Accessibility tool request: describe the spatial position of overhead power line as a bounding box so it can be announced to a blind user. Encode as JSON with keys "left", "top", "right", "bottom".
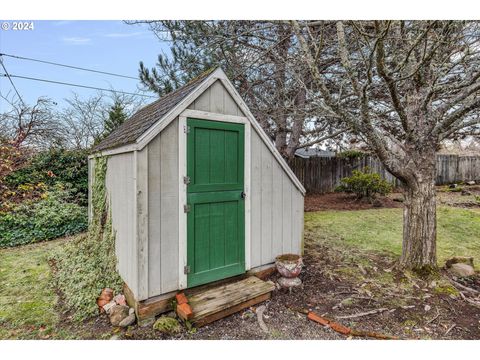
{"left": 0, "top": 57, "right": 26, "bottom": 106}
{"left": 0, "top": 73, "right": 157, "bottom": 98}
{"left": 0, "top": 52, "right": 140, "bottom": 80}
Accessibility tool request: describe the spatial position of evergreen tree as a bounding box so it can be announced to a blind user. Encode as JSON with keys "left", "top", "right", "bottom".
{"left": 103, "top": 100, "right": 128, "bottom": 137}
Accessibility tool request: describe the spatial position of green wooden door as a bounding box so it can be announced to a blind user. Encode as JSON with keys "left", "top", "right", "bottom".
{"left": 186, "top": 118, "right": 245, "bottom": 288}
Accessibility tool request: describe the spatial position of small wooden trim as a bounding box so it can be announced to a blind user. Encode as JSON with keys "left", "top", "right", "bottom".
{"left": 132, "top": 150, "right": 139, "bottom": 298}
{"left": 136, "top": 147, "right": 149, "bottom": 300}
{"left": 88, "top": 143, "right": 137, "bottom": 158}
{"left": 244, "top": 123, "right": 252, "bottom": 270}
{"left": 178, "top": 116, "right": 188, "bottom": 290}
{"left": 180, "top": 109, "right": 248, "bottom": 124}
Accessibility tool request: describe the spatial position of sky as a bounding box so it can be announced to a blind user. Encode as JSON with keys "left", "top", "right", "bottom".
{"left": 0, "top": 20, "right": 168, "bottom": 111}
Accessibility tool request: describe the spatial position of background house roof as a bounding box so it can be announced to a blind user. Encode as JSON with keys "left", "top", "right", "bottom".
{"left": 295, "top": 148, "right": 336, "bottom": 158}
{"left": 93, "top": 69, "right": 215, "bottom": 152}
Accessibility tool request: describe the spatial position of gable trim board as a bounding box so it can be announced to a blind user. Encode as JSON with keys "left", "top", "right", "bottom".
{"left": 90, "top": 68, "right": 305, "bottom": 195}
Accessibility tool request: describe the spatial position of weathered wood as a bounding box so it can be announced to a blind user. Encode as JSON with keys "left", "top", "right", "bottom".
{"left": 247, "top": 263, "right": 277, "bottom": 280}
{"left": 194, "top": 293, "right": 271, "bottom": 328}
{"left": 290, "top": 154, "right": 480, "bottom": 193}
{"left": 137, "top": 291, "right": 176, "bottom": 319}
{"left": 188, "top": 277, "right": 275, "bottom": 327}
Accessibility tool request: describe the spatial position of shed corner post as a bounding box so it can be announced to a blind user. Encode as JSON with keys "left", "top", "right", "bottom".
{"left": 136, "top": 147, "right": 149, "bottom": 301}
{"left": 178, "top": 115, "right": 188, "bottom": 290}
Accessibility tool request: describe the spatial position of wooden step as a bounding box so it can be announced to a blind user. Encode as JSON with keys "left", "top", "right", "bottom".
{"left": 183, "top": 276, "right": 275, "bottom": 327}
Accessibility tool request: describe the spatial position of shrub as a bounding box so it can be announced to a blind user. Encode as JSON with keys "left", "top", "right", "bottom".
{"left": 3, "top": 149, "right": 88, "bottom": 206}
{"left": 337, "top": 150, "right": 366, "bottom": 160}
{"left": 0, "top": 184, "right": 88, "bottom": 248}
{"left": 51, "top": 156, "right": 122, "bottom": 321}
{"left": 335, "top": 167, "right": 393, "bottom": 200}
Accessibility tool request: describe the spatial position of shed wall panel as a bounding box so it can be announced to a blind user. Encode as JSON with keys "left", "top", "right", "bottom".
{"left": 159, "top": 119, "right": 179, "bottom": 293}
{"left": 144, "top": 118, "right": 180, "bottom": 298}
{"left": 105, "top": 152, "right": 137, "bottom": 295}
{"left": 188, "top": 80, "right": 244, "bottom": 116}
{"left": 250, "top": 129, "right": 303, "bottom": 267}
{"left": 250, "top": 131, "right": 263, "bottom": 267}
{"left": 147, "top": 133, "right": 162, "bottom": 298}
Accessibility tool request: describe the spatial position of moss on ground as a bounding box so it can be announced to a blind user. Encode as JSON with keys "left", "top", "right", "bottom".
{"left": 153, "top": 317, "right": 182, "bottom": 334}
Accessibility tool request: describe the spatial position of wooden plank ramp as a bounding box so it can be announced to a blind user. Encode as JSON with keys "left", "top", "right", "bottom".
{"left": 180, "top": 276, "right": 275, "bottom": 327}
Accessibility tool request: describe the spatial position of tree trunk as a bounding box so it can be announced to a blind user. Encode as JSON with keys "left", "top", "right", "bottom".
{"left": 400, "top": 171, "right": 437, "bottom": 272}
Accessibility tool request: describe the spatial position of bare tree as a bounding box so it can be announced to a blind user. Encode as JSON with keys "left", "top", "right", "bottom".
{"left": 0, "top": 93, "right": 62, "bottom": 149}
{"left": 60, "top": 91, "right": 145, "bottom": 149}
{"left": 130, "top": 20, "right": 348, "bottom": 159}
{"left": 292, "top": 20, "right": 480, "bottom": 271}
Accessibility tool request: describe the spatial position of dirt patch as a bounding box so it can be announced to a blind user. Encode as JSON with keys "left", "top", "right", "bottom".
{"left": 306, "top": 186, "right": 480, "bottom": 212}
{"left": 305, "top": 192, "right": 403, "bottom": 212}
{"left": 437, "top": 185, "right": 480, "bottom": 209}
{"left": 102, "top": 238, "right": 480, "bottom": 340}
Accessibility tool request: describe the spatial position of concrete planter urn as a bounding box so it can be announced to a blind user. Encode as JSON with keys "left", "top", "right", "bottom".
{"left": 275, "top": 254, "right": 303, "bottom": 289}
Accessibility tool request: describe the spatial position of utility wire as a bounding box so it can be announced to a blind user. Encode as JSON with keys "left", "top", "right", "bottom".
{"left": 0, "top": 52, "right": 139, "bottom": 80}
{"left": 0, "top": 57, "right": 26, "bottom": 106}
{"left": 0, "top": 73, "right": 157, "bottom": 98}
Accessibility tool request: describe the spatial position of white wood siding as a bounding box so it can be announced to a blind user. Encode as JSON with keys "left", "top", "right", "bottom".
{"left": 105, "top": 153, "right": 138, "bottom": 296}
{"left": 250, "top": 129, "right": 304, "bottom": 268}
{"left": 188, "top": 80, "right": 245, "bottom": 116}
{"left": 144, "top": 119, "right": 179, "bottom": 299}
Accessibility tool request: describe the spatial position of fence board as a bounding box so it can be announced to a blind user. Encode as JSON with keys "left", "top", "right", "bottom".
{"left": 290, "top": 154, "right": 480, "bottom": 194}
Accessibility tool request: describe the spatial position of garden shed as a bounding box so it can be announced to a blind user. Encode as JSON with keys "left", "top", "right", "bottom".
{"left": 89, "top": 68, "right": 305, "bottom": 312}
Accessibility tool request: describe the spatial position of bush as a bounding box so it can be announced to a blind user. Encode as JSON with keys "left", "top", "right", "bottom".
{"left": 51, "top": 156, "right": 122, "bottom": 321}
{"left": 337, "top": 150, "right": 366, "bottom": 160}
{"left": 335, "top": 167, "right": 393, "bottom": 200}
{"left": 3, "top": 149, "right": 88, "bottom": 206}
{"left": 0, "top": 184, "right": 88, "bottom": 248}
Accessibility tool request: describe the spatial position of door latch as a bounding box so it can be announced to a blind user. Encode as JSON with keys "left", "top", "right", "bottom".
{"left": 241, "top": 191, "right": 246, "bottom": 199}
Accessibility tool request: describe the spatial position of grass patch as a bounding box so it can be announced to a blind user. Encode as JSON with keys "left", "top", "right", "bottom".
{"left": 305, "top": 206, "right": 480, "bottom": 266}
{"left": 0, "top": 239, "right": 62, "bottom": 339}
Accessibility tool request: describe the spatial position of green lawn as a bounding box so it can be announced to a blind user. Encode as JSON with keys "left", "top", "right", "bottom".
{"left": 0, "top": 239, "right": 61, "bottom": 339}
{"left": 305, "top": 206, "right": 480, "bottom": 266}
{"left": 1, "top": 206, "right": 479, "bottom": 339}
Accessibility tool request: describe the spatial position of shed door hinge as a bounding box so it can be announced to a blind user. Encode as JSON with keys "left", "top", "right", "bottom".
{"left": 183, "top": 176, "right": 190, "bottom": 185}
{"left": 184, "top": 265, "right": 191, "bottom": 274}
{"left": 183, "top": 125, "right": 190, "bottom": 134}
{"left": 184, "top": 204, "right": 191, "bottom": 213}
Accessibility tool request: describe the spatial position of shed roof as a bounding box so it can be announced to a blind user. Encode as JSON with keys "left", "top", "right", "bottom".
{"left": 93, "top": 69, "right": 215, "bottom": 152}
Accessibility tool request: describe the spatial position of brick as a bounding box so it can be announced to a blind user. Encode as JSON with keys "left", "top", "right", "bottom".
{"left": 176, "top": 303, "right": 193, "bottom": 320}
{"left": 307, "top": 312, "right": 330, "bottom": 326}
{"left": 175, "top": 292, "right": 188, "bottom": 305}
{"left": 329, "top": 321, "right": 351, "bottom": 335}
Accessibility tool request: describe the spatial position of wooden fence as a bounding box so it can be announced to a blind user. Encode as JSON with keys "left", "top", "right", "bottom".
{"left": 289, "top": 154, "right": 480, "bottom": 193}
